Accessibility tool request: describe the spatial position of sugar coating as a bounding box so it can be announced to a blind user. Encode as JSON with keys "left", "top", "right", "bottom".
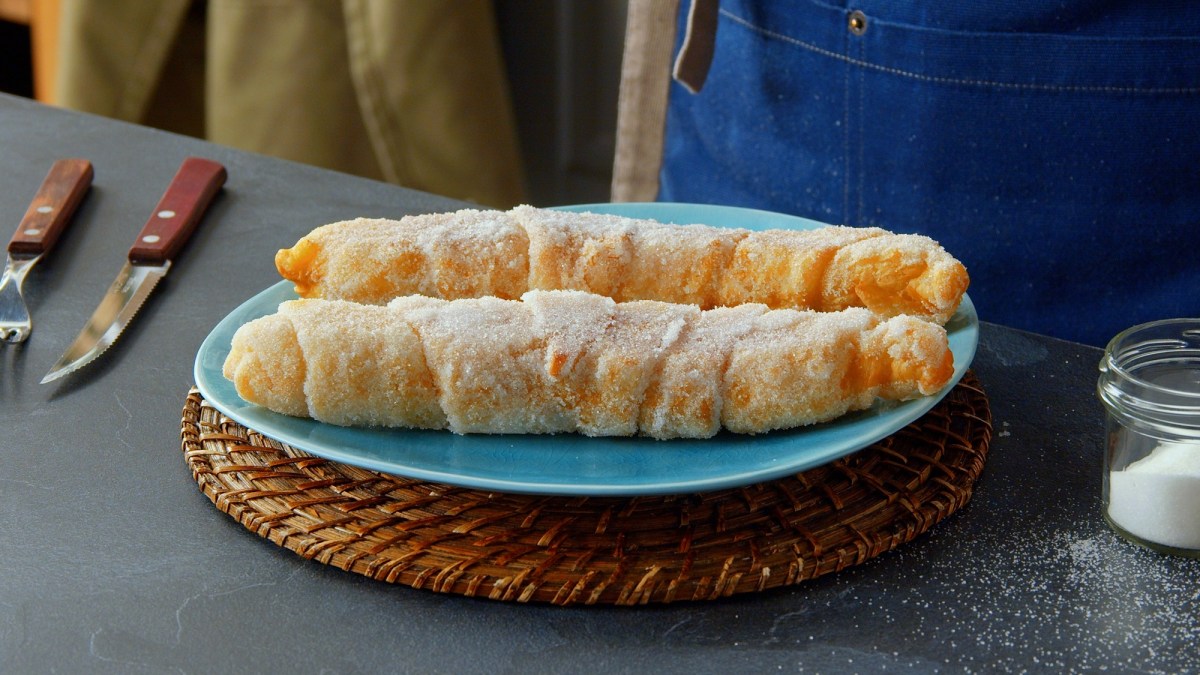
{"left": 522, "top": 289, "right": 615, "bottom": 381}
{"left": 581, "top": 299, "right": 699, "bottom": 436}
{"left": 724, "top": 308, "right": 877, "bottom": 434}
{"left": 514, "top": 205, "right": 638, "bottom": 298}
{"left": 397, "top": 295, "right": 570, "bottom": 434}
{"left": 283, "top": 299, "right": 446, "bottom": 428}
{"left": 275, "top": 206, "right": 969, "bottom": 324}
{"left": 640, "top": 304, "right": 768, "bottom": 439}
{"left": 223, "top": 291, "right": 954, "bottom": 439}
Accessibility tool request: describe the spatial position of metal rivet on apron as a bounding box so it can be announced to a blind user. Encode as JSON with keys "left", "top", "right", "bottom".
{"left": 848, "top": 10, "right": 868, "bottom": 36}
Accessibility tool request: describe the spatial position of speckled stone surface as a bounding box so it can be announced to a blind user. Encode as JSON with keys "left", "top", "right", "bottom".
{"left": 1, "top": 93, "right": 1196, "bottom": 674}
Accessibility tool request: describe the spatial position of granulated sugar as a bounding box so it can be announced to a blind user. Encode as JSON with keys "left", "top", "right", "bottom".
{"left": 1107, "top": 441, "right": 1200, "bottom": 550}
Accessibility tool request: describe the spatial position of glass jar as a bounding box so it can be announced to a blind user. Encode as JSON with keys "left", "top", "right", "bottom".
{"left": 1098, "top": 318, "right": 1200, "bottom": 557}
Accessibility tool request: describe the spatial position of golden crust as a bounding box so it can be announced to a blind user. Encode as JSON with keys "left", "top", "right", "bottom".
{"left": 276, "top": 210, "right": 529, "bottom": 304}
{"left": 275, "top": 206, "right": 968, "bottom": 323}
{"left": 222, "top": 313, "right": 308, "bottom": 418}
{"left": 821, "top": 234, "right": 970, "bottom": 325}
{"left": 718, "top": 226, "right": 886, "bottom": 309}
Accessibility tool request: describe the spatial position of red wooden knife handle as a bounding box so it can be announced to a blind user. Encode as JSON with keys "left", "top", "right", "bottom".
{"left": 127, "top": 157, "right": 227, "bottom": 265}
{"left": 8, "top": 158, "right": 94, "bottom": 256}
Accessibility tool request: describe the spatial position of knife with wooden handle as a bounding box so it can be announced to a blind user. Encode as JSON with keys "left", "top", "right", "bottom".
{"left": 41, "top": 157, "right": 227, "bottom": 383}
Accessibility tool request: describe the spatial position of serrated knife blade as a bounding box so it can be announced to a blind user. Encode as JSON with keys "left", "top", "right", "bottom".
{"left": 41, "top": 157, "right": 226, "bottom": 384}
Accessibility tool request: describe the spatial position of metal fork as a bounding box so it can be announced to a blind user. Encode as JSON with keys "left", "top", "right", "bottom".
{"left": 0, "top": 159, "right": 93, "bottom": 343}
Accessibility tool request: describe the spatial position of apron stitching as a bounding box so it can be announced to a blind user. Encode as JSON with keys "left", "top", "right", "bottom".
{"left": 857, "top": 46, "right": 865, "bottom": 227}
{"left": 721, "top": 9, "right": 1200, "bottom": 94}
{"left": 841, "top": 27, "right": 851, "bottom": 226}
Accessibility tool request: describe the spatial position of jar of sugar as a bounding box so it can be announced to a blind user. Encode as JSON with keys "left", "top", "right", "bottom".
{"left": 1098, "top": 318, "right": 1200, "bottom": 557}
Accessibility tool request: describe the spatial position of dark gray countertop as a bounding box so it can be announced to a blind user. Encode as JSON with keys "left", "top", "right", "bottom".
{"left": 1, "top": 94, "right": 1196, "bottom": 674}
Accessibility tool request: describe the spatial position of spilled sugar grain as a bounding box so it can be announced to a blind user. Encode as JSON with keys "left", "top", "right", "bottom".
{"left": 862, "top": 518, "right": 1200, "bottom": 672}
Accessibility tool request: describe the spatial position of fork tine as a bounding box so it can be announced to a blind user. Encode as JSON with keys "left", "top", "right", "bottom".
{"left": 0, "top": 283, "right": 33, "bottom": 342}
{"left": 0, "top": 272, "right": 34, "bottom": 343}
{"left": 2, "top": 327, "right": 25, "bottom": 343}
{"left": 1, "top": 327, "right": 31, "bottom": 343}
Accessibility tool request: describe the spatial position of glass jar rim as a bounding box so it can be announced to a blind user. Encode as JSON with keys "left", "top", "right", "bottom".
{"left": 1101, "top": 317, "right": 1200, "bottom": 403}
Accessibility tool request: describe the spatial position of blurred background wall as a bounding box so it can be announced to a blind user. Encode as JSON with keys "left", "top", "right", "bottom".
{"left": 0, "top": 1, "right": 35, "bottom": 99}
{"left": 0, "top": 0, "right": 628, "bottom": 208}
{"left": 495, "top": 0, "right": 627, "bottom": 206}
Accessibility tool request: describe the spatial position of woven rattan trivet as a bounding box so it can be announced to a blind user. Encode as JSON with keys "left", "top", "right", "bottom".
{"left": 181, "top": 373, "right": 990, "bottom": 605}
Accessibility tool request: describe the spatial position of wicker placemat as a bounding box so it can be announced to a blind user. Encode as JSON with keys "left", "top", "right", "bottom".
{"left": 181, "top": 373, "right": 990, "bottom": 605}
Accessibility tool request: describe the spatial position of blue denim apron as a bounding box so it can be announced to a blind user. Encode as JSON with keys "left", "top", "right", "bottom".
{"left": 659, "top": 1, "right": 1200, "bottom": 346}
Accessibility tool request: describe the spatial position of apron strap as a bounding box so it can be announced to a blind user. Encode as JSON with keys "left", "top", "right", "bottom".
{"left": 611, "top": 0, "right": 682, "bottom": 201}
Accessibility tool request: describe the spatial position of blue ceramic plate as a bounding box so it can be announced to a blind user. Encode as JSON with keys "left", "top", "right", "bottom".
{"left": 195, "top": 203, "right": 978, "bottom": 496}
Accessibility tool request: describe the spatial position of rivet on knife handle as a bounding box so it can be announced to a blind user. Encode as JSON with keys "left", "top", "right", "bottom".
{"left": 8, "top": 158, "right": 94, "bottom": 256}
{"left": 127, "top": 157, "right": 227, "bottom": 265}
